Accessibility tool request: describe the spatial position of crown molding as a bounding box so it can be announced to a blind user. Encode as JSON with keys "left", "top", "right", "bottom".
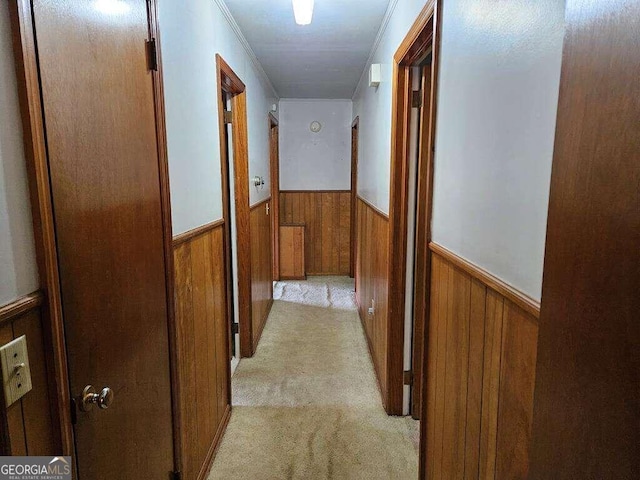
{"left": 351, "top": 0, "right": 399, "bottom": 100}
{"left": 214, "top": 0, "right": 280, "bottom": 99}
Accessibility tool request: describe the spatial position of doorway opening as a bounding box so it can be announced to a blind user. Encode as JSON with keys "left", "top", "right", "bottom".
{"left": 350, "top": 117, "right": 359, "bottom": 279}
{"left": 384, "top": 0, "right": 440, "bottom": 420}
{"left": 216, "top": 55, "right": 254, "bottom": 360}
{"left": 269, "top": 113, "right": 280, "bottom": 281}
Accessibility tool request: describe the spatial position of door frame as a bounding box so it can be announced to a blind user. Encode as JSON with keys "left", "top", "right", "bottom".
{"left": 410, "top": 64, "right": 434, "bottom": 420}
{"left": 350, "top": 117, "right": 359, "bottom": 279}
{"left": 385, "top": 0, "right": 442, "bottom": 420}
{"left": 8, "top": 0, "right": 181, "bottom": 469}
{"left": 215, "top": 55, "right": 255, "bottom": 358}
{"left": 269, "top": 113, "right": 280, "bottom": 281}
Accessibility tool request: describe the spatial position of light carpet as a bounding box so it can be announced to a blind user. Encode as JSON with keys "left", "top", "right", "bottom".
{"left": 207, "top": 276, "right": 419, "bottom": 480}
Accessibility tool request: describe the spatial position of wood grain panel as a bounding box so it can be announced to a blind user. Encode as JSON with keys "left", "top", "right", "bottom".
{"left": 354, "top": 197, "right": 389, "bottom": 407}
{"left": 0, "top": 296, "right": 55, "bottom": 456}
{"left": 250, "top": 199, "right": 274, "bottom": 350}
{"left": 279, "top": 225, "right": 305, "bottom": 279}
{"left": 280, "top": 191, "right": 351, "bottom": 276}
{"left": 173, "top": 224, "right": 230, "bottom": 480}
{"left": 529, "top": 1, "right": 640, "bottom": 478}
{"left": 424, "top": 244, "right": 539, "bottom": 480}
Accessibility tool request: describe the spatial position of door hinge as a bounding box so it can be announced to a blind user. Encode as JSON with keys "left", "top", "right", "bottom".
{"left": 146, "top": 38, "right": 158, "bottom": 71}
{"left": 403, "top": 370, "right": 413, "bottom": 386}
{"left": 231, "top": 322, "right": 239, "bottom": 335}
{"left": 170, "top": 471, "right": 181, "bottom": 480}
{"left": 70, "top": 397, "right": 78, "bottom": 425}
{"left": 412, "top": 90, "right": 422, "bottom": 108}
{"left": 224, "top": 110, "right": 233, "bottom": 124}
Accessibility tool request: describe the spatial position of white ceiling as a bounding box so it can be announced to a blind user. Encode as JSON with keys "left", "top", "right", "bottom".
{"left": 224, "top": 0, "right": 391, "bottom": 99}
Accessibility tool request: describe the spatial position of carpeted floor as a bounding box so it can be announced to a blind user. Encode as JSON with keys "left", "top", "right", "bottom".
{"left": 207, "top": 276, "right": 419, "bottom": 480}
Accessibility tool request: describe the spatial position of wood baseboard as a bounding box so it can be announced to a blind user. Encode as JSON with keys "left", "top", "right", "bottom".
{"left": 252, "top": 298, "right": 273, "bottom": 353}
{"left": 196, "top": 404, "right": 232, "bottom": 480}
{"left": 355, "top": 298, "right": 388, "bottom": 412}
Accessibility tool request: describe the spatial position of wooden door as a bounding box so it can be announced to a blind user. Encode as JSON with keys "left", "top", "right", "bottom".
{"left": 31, "top": 1, "right": 175, "bottom": 477}
{"left": 411, "top": 64, "right": 433, "bottom": 420}
{"left": 529, "top": 0, "right": 640, "bottom": 477}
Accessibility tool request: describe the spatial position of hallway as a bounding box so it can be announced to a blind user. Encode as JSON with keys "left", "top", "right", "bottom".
{"left": 208, "top": 277, "right": 419, "bottom": 479}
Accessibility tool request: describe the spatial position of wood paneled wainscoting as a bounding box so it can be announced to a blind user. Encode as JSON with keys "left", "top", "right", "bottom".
{"left": 280, "top": 191, "right": 351, "bottom": 276}
{"left": 423, "top": 243, "right": 540, "bottom": 480}
{"left": 250, "top": 198, "right": 274, "bottom": 349}
{"left": 354, "top": 197, "right": 390, "bottom": 408}
{"left": 0, "top": 293, "right": 56, "bottom": 455}
{"left": 173, "top": 221, "right": 231, "bottom": 480}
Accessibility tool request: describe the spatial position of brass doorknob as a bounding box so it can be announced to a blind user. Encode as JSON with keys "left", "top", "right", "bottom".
{"left": 80, "top": 385, "right": 114, "bottom": 412}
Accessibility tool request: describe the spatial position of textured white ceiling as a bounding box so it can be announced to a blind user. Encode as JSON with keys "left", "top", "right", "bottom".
{"left": 224, "top": 0, "right": 390, "bottom": 98}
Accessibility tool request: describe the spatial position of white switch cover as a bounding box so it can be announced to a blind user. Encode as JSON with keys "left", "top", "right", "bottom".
{"left": 0, "top": 335, "right": 32, "bottom": 407}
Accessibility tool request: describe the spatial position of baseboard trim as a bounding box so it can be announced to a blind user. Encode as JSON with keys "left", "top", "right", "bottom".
{"left": 355, "top": 297, "right": 389, "bottom": 413}
{"left": 429, "top": 242, "right": 540, "bottom": 318}
{"left": 197, "top": 404, "right": 232, "bottom": 480}
{"left": 252, "top": 298, "right": 273, "bottom": 355}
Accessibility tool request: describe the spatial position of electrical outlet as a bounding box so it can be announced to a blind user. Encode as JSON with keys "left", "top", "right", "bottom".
{"left": 0, "top": 335, "right": 32, "bottom": 407}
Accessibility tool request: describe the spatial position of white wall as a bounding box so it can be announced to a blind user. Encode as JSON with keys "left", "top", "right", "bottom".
{"left": 352, "top": 0, "right": 429, "bottom": 210}
{"left": 159, "top": 0, "right": 278, "bottom": 235}
{"left": 279, "top": 99, "right": 353, "bottom": 191}
{"left": 352, "top": 0, "right": 565, "bottom": 300}
{"left": 0, "top": 3, "right": 39, "bottom": 305}
{"left": 430, "top": 0, "right": 564, "bottom": 300}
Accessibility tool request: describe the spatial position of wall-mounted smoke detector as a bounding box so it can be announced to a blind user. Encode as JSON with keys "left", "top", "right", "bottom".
{"left": 369, "top": 64, "right": 381, "bottom": 87}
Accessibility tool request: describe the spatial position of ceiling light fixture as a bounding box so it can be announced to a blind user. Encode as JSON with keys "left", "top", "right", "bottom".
{"left": 292, "top": 0, "right": 314, "bottom": 25}
{"left": 94, "top": 0, "right": 130, "bottom": 15}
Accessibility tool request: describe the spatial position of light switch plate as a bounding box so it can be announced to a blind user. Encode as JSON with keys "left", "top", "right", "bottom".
{"left": 0, "top": 335, "right": 32, "bottom": 407}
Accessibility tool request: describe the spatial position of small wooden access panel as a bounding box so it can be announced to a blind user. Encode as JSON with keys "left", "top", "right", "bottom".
{"left": 279, "top": 225, "right": 306, "bottom": 280}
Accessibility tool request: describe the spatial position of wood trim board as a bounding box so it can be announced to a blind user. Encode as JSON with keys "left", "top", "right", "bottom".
{"left": 386, "top": 0, "right": 438, "bottom": 416}
{"left": 9, "top": 0, "right": 74, "bottom": 455}
{"left": 146, "top": 1, "right": 183, "bottom": 470}
{"left": 429, "top": 243, "right": 540, "bottom": 318}
{"left": 356, "top": 195, "right": 389, "bottom": 220}
{"left": 216, "top": 54, "right": 253, "bottom": 358}
{"left": 0, "top": 292, "right": 44, "bottom": 326}
{"left": 173, "top": 219, "right": 225, "bottom": 247}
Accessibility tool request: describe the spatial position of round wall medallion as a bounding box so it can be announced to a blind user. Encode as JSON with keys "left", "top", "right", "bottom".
{"left": 310, "top": 121, "right": 322, "bottom": 133}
